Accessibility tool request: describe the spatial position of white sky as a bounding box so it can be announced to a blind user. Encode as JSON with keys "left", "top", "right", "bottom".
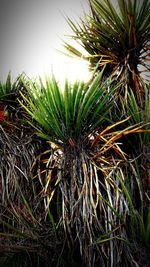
{"left": 0, "top": 0, "right": 91, "bottom": 85}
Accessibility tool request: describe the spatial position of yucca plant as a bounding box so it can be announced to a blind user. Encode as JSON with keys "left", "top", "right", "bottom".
{"left": 116, "top": 162, "right": 150, "bottom": 266}
{"left": 0, "top": 72, "right": 18, "bottom": 121}
{"left": 19, "top": 70, "right": 148, "bottom": 266}
{"left": 0, "top": 74, "right": 62, "bottom": 266}
{"left": 64, "top": 0, "right": 150, "bottom": 102}
{"left": 120, "top": 82, "right": 150, "bottom": 146}
{"left": 116, "top": 81, "right": 150, "bottom": 204}
{"left": 0, "top": 72, "right": 20, "bottom": 101}
{"left": 0, "top": 122, "right": 67, "bottom": 266}
{"left": 0, "top": 72, "right": 29, "bottom": 128}
{"left": 0, "top": 182, "right": 65, "bottom": 267}
{"left": 0, "top": 123, "right": 69, "bottom": 266}
{"left": 0, "top": 73, "right": 43, "bottom": 205}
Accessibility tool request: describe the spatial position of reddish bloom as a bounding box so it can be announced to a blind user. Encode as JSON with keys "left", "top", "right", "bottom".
{"left": 0, "top": 111, "right": 5, "bottom": 121}
{"left": 0, "top": 104, "right": 8, "bottom": 121}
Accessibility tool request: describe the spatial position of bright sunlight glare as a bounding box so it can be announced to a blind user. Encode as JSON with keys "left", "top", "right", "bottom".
{"left": 0, "top": 0, "right": 91, "bottom": 85}
{"left": 53, "top": 60, "right": 91, "bottom": 86}
{"left": 27, "top": 44, "right": 92, "bottom": 86}
{"left": 41, "top": 52, "right": 91, "bottom": 86}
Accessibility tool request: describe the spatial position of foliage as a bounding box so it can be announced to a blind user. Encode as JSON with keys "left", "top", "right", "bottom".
{"left": 0, "top": 74, "right": 66, "bottom": 267}
{"left": 0, "top": 72, "right": 22, "bottom": 102}
{"left": 117, "top": 161, "right": 150, "bottom": 248}
{"left": 110, "top": 81, "right": 150, "bottom": 154}
{"left": 20, "top": 69, "right": 117, "bottom": 145}
{"left": 0, "top": 0, "right": 150, "bottom": 264}
{"left": 64, "top": 0, "right": 150, "bottom": 100}
{"left": 0, "top": 123, "right": 71, "bottom": 267}
{"left": 19, "top": 71, "right": 149, "bottom": 266}
{"left": 0, "top": 190, "right": 67, "bottom": 267}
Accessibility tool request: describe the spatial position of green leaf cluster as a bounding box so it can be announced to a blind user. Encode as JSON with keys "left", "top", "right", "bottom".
{"left": 20, "top": 70, "right": 118, "bottom": 148}
{"left": 64, "top": 0, "right": 150, "bottom": 92}
{"left": 0, "top": 72, "right": 21, "bottom": 102}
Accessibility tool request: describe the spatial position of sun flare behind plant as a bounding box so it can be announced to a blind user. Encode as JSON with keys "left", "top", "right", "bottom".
{"left": 51, "top": 54, "right": 92, "bottom": 87}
